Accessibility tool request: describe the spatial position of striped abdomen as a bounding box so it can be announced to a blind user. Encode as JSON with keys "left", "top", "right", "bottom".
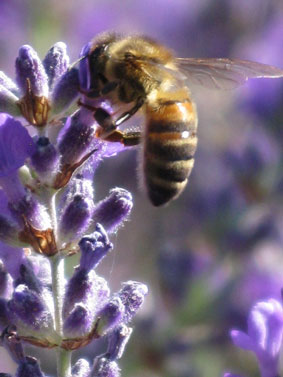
{"left": 143, "top": 97, "right": 198, "bottom": 206}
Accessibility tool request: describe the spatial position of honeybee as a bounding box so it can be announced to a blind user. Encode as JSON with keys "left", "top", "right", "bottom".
{"left": 78, "top": 33, "right": 283, "bottom": 206}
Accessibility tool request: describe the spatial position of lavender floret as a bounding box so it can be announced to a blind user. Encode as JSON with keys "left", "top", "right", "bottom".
{"left": 92, "top": 188, "right": 133, "bottom": 233}
{"left": 71, "top": 359, "right": 91, "bottom": 377}
{"left": 78, "top": 224, "right": 113, "bottom": 272}
{"left": 15, "top": 45, "right": 48, "bottom": 98}
{"left": 43, "top": 42, "right": 69, "bottom": 90}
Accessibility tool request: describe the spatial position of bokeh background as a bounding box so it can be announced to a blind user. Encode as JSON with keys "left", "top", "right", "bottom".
{"left": 0, "top": 0, "right": 283, "bottom": 376}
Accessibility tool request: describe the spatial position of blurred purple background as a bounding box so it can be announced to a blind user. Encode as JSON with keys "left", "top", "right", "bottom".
{"left": 0, "top": 0, "right": 283, "bottom": 376}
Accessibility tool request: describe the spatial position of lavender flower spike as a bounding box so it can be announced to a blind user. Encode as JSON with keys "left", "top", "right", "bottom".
{"left": 230, "top": 299, "right": 283, "bottom": 377}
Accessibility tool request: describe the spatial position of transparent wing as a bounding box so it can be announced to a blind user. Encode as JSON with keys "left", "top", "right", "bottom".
{"left": 176, "top": 58, "right": 283, "bottom": 90}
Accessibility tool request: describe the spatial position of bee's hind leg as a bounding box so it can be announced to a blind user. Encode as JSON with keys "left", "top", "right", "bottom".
{"left": 99, "top": 129, "right": 141, "bottom": 146}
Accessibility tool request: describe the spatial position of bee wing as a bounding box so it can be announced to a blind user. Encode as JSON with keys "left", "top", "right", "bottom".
{"left": 176, "top": 58, "right": 283, "bottom": 90}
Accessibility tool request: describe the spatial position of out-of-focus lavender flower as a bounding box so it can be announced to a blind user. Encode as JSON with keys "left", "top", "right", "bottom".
{"left": 231, "top": 299, "right": 283, "bottom": 377}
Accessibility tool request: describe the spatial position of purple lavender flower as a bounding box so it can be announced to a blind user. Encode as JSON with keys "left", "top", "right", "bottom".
{"left": 230, "top": 299, "right": 283, "bottom": 377}
{"left": 0, "top": 38, "right": 146, "bottom": 377}
{"left": 91, "top": 188, "right": 133, "bottom": 234}
{"left": 43, "top": 42, "right": 69, "bottom": 90}
{"left": 71, "top": 359, "right": 90, "bottom": 377}
{"left": 0, "top": 114, "right": 34, "bottom": 179}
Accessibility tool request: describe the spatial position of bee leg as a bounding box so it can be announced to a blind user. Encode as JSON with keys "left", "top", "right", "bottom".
{"left": 102, "top": 130, "right": 141, "bottom": 146}
{"left": 115, "top": 97, "right": 144, "bottom": 126}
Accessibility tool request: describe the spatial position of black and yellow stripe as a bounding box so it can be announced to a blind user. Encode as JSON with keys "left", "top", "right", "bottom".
{"left": 143, "top": 98, "right": 198, "bottom": 206}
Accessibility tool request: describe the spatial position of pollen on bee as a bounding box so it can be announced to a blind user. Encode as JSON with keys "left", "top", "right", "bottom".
{"left": 181, "top": 130, "right": 190, "bottom": 139}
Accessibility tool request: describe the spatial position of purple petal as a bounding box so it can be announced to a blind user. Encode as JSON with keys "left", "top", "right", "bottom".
{"left": 0, "top": 243, "right": 26, "bottom": 279}
{"left": 230, "top": 329, "right": 255, "bottom": 351}
{"left": 78, "top": 224, "right": 113, "bottom": 272}
{"left": 0, "top": 114, "right": 35, "bottom": 177}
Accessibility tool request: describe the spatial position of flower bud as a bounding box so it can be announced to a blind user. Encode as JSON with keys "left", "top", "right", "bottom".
{"left": 59, "top": 177, "right": 94, "bottom": 244}
{"left": 72, "top": 359, "right": 91, "bottom": 377}
{"left": 43, "top": 42, "right": 69, "bottom": 90}
{"left": 96, "top": 297, "right": 125, "bottom": 336}
{"left": 63, "top": 270, "right": 109, "bottom": 323}
{"left": 8, "top": 285, "right": 53, "bottom": 332}
{"left": 16, "top": 45, "right": 48, "bottom": 98}
{"left": 14, "top": 263, "right": 43, "bottom": 293}
{"left": 8, "top": 191, "right": 51, "bottom": 231}
{"left": 51, "top": 67, "right": 80, "bottom": 116}
{"left": 91, "top": 357, "right": 120, "bottom": 377}
{"left": 92, "top": 188, "right": 133, "bottom": 233}
{"left": 63, "top": 303, "right": 91, "bottom": 338}
{"left": 118, "top": 281, "right": 148, "bottom": 323}
{"left": 30, "top": 137, "right": 60, "bottom": 180}
{"left": 106, "top": 325, "right": 132, "bottom": 361}
{"left": 58, "top": 109, "right": 96, "bottom": 165}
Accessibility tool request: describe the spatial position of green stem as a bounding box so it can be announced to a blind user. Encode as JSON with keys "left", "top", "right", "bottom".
{"left": 51, "top": 255, "right": 64, "bottom": 335}
{"left": 56, "top": 348, "right": 72, "bottom": 377}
